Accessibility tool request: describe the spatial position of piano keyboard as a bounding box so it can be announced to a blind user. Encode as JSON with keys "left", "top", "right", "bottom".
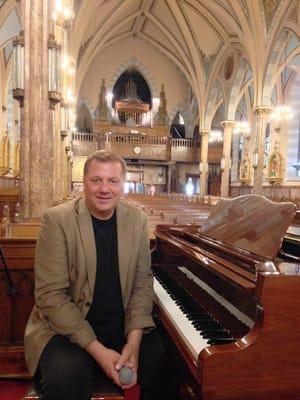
{"left": 154, "top": 277, "right": 208, "bottom": 360}
{"left": 154, "top": 270, "right": 236, "bottom": 360}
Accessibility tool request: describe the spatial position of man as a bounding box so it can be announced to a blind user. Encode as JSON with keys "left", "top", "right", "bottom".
{"left": 24, "top": 150, "right": 175, "bottom": 400}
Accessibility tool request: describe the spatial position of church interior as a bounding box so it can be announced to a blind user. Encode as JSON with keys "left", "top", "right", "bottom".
{"left": 0, "top": 0, "right": 300, "bottom": 399}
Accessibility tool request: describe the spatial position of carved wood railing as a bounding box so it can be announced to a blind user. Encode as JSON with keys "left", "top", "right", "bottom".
{"left": 72, "top": 132, "right": 222, "bottom": 163}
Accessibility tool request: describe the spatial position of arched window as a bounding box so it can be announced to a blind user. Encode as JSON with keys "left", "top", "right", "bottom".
{"left": 77, "top": 104, "right": 93, "bottom": 132}
{"left": 170, "top": 111, "right": 185, "bottom": 138}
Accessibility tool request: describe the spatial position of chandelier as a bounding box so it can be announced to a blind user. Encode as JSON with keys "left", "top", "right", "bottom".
{"left": 209, "top": 130, "right": 223, "bottom": 143}
{"left": 233, "top": 121, "right": 250, "bottom": 136}
{"left": 53, "top": 0, "right": 74, "bottom": 26}
{"left": 271, "top": 105, "right": 293, "bottom": 121}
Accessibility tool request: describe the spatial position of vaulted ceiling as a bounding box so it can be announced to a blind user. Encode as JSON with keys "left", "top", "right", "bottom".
{"left": 0, "top": 1, "right": 299, "bottom": 116}
{"left": 71, "top": 0, "right": 299, "bottom": 120}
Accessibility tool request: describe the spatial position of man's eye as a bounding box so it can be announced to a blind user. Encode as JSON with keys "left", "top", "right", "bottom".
{"left": 110, "top": 179, "right": 119, "bottom": 184}
{"left": 91, "top": 178, "right": 101, "bottom": 183}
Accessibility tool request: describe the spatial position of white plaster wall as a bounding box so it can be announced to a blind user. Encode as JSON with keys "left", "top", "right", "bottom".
{"left": 78, "top": 37, "right": 191, "bottom": 124}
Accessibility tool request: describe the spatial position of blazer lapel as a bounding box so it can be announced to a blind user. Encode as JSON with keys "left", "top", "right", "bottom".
{"left": 117, "top": 203, "right": 133, "bottom": 296}
{"left": 76, "top": 199, "right": 97, "bottom": 296}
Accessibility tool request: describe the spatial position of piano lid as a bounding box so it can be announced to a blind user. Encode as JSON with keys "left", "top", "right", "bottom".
{"left": 199, "top": 194, "right": 296, "bottom": 258}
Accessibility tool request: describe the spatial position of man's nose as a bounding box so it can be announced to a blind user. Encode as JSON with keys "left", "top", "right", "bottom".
{"left": 98, "top": 181, "right": 110, "bottom": 192}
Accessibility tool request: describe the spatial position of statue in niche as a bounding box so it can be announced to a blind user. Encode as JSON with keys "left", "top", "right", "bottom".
{"left": 239, "top": 155, "right": 251, "bottom": 184}
{"left": 267, "top": 141, "right": 283, "bottom": 183}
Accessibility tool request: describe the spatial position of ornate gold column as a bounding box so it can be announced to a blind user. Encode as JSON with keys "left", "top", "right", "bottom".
{"left": 199, "top": 130, "right": 209, "bottom": 196}
{"left": 220, "top": 121, "right": 235, "bottom": 197}
{"left": 252, "top": 106, "right": 272, "bottom": 194}
{"left": 21, "top": 0, "right": 53, "bottom": 218}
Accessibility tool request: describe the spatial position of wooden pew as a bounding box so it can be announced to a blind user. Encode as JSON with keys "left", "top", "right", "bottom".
{"left": 124, "top": 193, "right": 214, "bottom": 241}
{"left": 4, "top": 223, "right": 41, "bottom": 238}
{"left": 0, "top": 238, "right": 36, "bottom": 378}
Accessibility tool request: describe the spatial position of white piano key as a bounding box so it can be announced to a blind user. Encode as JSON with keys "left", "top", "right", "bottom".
{"left": 154, "top": 278, "right": 209, "bottom": 361}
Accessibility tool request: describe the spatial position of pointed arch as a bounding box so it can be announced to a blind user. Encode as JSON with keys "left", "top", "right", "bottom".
{"left": 169, "top": 102, "right": 195, "bottom": 138}
{"left": 262, "top": 28, "right": 295, "bottom": 105}
{"left": 170, "top": 110, "right": 186, "bottom": 138}
{"left": 285, "top": 73, "right": 300, "bottom": 180}
{"left": 76, "top": 99, "right": 94, "bottom": 130}
{"left": 227, "top": 59, "right": 252, "bottom": 120}
{"left": 108, "top": 58, "right": 158, "bottom": 99}
{"left": 205, "top": 79, "right": 224, "bottom": 130}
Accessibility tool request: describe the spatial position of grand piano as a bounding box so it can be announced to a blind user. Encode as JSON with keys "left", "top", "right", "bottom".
{"left": 152, "top": 195, "right": 300, "bottom": 400}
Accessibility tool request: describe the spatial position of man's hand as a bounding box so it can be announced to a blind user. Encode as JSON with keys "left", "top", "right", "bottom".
{"left": 85, "top": 340, "right": 122, "bottom": 387}
{"left": 115, "top": 329, "right": 143, "bottom": 388}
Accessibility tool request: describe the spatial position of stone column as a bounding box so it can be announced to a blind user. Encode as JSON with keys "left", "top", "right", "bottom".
{"left": 220, "top": 121, "right": 235, "bottom": 197}
{"left": 199, "top": 130, "right": 209, "bottom": 196}
{"left": 21, "top": 0, "right": 54, "bottom": 218}
{"left": 252, "top": 106, "right": 272, "bottom": 194}
{"left": 167, "top": 162, "right": 175, "bottom": 193}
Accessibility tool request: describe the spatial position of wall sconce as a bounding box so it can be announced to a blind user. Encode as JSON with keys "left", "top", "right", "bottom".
{"left": 48, "top": 34, "right": 61, "bottom": 109}
{"left": 252, "top": 149, "right": 258, "bottom": 168}
{"left": 52, "top": 0, "right": 74, "bottom": 27}
{"left": 66, "top": 88, "right": 76, "bottom": 104}
{"left": 12, "top": 32, "right": 24, "bottom": 107}
{"left": 60, "top": 102, "right": 68, "bottom": 137}
{"left": 209, "top": 130, "right": 223, "bottom": 143}
{"left": 233, "top": 121, "right": 250, "bottom": 135}
{"left": 271, "top": 105, "right": 293, "bottom": 121}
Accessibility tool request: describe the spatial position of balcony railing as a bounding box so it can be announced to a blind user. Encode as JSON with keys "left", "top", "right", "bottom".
{"left": 73, "top": 132, "right": 201, "bottom": 147}
{"left": 72, "top": 132, "right": 94, "bottom": 142}
{"left": 72, "top": 132, "right": 218, "bottom": 162}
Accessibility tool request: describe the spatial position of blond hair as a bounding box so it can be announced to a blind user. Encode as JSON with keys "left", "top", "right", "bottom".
{"left": 83, "top": 150, "right": 127, "bottom": 178}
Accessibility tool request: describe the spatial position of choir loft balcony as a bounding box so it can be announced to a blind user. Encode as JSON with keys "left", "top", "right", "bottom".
{"left": 71, "top": 132, "right": 222, "bottom": 164}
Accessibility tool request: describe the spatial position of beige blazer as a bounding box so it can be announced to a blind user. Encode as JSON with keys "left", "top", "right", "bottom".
{"left": 24, "top": 198, "right": 154, "bottom": 375}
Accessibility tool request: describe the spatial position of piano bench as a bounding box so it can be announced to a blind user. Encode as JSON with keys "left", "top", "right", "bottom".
{"left": 23, "top": 381, "right": 140, "bottom": 400}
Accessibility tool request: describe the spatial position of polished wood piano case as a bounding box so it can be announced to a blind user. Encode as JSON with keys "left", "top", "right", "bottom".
{"left": 152, "top": 195, "right": 300, "bottom": 400}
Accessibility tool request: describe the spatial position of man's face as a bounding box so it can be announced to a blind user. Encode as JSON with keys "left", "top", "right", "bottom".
{"left": 83, "top": 159, "right": 124, "bottom": 219}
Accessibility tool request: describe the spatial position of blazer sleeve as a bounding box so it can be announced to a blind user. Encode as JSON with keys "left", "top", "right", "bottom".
{"left": 124, "top": 211, "right": 155, "bottom": 335}
{"left": 34, "top": 209, "right": 97, "bottom": 349}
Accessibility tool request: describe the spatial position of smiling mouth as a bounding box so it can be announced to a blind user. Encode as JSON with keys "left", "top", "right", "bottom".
{"left": 96, "top": 197, "right": 112, "bottom": 201}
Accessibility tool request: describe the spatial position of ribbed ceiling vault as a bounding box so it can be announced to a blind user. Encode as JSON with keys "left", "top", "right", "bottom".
{"left": 71, "top": 0, "right": 299, "bottom": 125}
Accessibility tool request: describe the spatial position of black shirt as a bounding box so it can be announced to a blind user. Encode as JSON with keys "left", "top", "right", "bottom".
{"left": 86, "top": 211, "right": 124, "bottom": 351}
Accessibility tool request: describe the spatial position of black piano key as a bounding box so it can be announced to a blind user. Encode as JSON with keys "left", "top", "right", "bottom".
{"left": 208, "top": 337, "right": 236, "bottom": 345}
{"left": 202, "top": 331, "right": 233, "bottom": 339}
{"left": 154, "top": 269, "right": 236, "bottom": 345}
